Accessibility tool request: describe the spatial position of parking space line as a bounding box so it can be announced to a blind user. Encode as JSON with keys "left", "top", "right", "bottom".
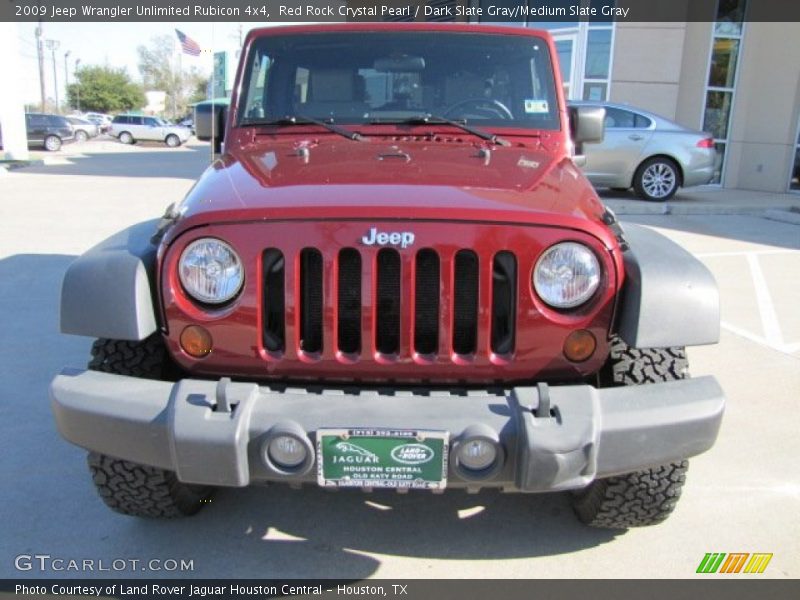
{"left": 721, "top": 321, "right": 800, "bottom": 355}
{"left": 746, "top": 253, "right": 785, "bottom": 348}
{"left": 696, "top": 249, "right": 799, "bottom": 258}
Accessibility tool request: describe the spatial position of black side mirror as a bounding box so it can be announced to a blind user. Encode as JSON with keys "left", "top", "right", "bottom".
{"left": 568, "top": 106, "right": 605, "bottom": 166}
{"left": 569, "top": 105, "right": 606, "bottom": 145}
{"left": 212, "top": 106, "right": 227, "bottom": 156}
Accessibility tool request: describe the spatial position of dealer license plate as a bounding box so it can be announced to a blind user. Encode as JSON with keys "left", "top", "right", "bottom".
{"left": 317, "top": 428, "right": 449, "bottom": 490}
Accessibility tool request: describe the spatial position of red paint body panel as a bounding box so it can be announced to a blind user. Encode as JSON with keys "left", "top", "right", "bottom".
{"left": 158, "top": 24, "right": 625, "bottom": 384}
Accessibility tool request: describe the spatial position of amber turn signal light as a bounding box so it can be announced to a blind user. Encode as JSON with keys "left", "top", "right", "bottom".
{"left": 563, "top": 329, "right": 596, "bottom": 362}
{"left": 180, "top": 325, "right": 213, "bottom": 358}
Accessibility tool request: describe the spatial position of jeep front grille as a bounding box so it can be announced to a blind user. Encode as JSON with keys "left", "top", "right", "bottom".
{"left": 413, "top": 249, "right": 440, "bottom": 355}
{"left": 261, "top": 247, "right": 517, "bottom": 362}
{"left": 337, "top": 248, "right": 362, "bottom": 354}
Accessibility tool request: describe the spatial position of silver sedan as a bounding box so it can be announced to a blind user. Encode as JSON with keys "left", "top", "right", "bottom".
{"left": 570, "top": 101, "right": 717, "bottom": 201}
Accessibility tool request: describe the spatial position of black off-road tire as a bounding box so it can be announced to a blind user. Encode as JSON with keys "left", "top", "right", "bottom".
{"left": 572, "top": 336, "right": 690, "bottom": 528}
{"left": 88, "top": 335, "right": 174, "bottom": 379}
{"left": 87, "top": 452, "right": 211, "bottom": 518}
{"left": 86, "top": 336, "right": 213, "bottom": 518}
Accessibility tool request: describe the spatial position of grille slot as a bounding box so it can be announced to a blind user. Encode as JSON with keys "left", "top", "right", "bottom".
{"left": 414, "top": 249, "right": 440, "bottom": 355}
{"left": 452, "top": 250, "right": 479, "bottom": 355}
{"left": 262, "top": 249, "right": 285, "bottom": 352}
{"left": 299, "top": 248, "right": 323, "bottom": 353}
{"left": 375, "top": 248, "right": 401, "bottom": 354}
{"left": 337, "top": 248, "right": 362, "bottom": 354}
{"left": 491, "top": 252, "right": 517, "bottom": 355}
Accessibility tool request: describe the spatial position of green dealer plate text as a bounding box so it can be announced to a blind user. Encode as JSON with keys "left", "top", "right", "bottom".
{"left": 317, "top": 428, "right": 449, "bottom": 490}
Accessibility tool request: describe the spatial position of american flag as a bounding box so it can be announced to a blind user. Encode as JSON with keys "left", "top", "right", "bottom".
{"left": 175, "top": 29, "right": 201, "bottom": 56}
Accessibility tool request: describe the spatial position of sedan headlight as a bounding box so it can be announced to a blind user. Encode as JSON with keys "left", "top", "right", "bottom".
{"left": 179, "top": 238, "right": 244, "bottom": 304}
{"left": 533, "top": 242, "right": 600, "bottom": 309}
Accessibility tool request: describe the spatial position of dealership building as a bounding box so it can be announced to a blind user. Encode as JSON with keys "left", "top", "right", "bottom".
{"left": 369, "top": 0, "right": 800, "bottom": 194}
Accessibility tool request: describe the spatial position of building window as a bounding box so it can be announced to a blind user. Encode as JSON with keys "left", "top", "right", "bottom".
{"left": 474, "top": 1, "right": 615, "bottom": 100}
{"left": 523, "top": 1, "right": 615, "bottom": 101}
{"left": 703, "top": 0, "right": 747, "bottom": 184}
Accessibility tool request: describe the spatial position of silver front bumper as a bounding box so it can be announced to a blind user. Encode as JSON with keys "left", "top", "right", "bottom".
{"left": 51, "top": 368, "right": 725, "bottom": 492}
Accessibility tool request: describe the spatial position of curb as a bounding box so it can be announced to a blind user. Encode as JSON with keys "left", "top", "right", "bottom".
{"left": 763, "top": 208, "right": 800, "bottom": 226}
{"left": 606, "top": 200, "right": 800, "bottom": 218}
{"left": 0, "top": 159, "right": 46, "bottom": 171}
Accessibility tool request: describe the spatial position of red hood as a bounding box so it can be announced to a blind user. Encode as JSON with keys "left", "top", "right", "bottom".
{"left": 168, "top": 134, "right": 614, "bottom": 247}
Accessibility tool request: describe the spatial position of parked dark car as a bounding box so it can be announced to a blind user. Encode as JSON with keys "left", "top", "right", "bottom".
{"left": 66, "top": 116, "right": 99, "bottom": 142}
{"left": 1, "top": 113, "right": 75, "bottom": 152}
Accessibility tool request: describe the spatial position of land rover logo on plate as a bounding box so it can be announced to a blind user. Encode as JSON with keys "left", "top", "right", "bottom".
{"left": 390, "top": 443, "right": 434, "bottom": 465}
{"left": 361, "top": 227, "right": 415, "bottom": 248}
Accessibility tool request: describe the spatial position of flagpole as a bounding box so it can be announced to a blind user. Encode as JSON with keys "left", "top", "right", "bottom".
{"left": 178, "top": 50, "right": 182, "bottom": 121}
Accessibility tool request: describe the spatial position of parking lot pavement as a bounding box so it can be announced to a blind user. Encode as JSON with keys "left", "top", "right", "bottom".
{"left": 0, "top": 148, "right": 798, "bottom": 579}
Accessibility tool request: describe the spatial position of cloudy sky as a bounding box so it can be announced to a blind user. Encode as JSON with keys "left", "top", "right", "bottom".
{"left": 10, "top": 22, "right": 295, "bottom": 106}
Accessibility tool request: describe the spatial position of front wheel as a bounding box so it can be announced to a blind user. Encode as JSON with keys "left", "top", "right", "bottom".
{"left": 86, "top": 336, "right": 214, "bottom": 518}
{"left": 88, "top": 452, "right": 212, "bottom": 518}
{"left": 572, "top": 336, "right": 690, "bottom": 528}
{"left": 165, "top": 134, "right": 181, "bottom": 147}
{"left": 118, "top": 131, "right": 134, "bottom": 144}
{"left": 44, "top": 135, "right": 62, "bottom": 152}
{"left": 634, "top": 157, "right": 680, "bottom": 201}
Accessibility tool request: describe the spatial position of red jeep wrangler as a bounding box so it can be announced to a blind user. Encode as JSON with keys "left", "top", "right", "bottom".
{"left": 52, "top": 24, "right": 724, "bottom": 528}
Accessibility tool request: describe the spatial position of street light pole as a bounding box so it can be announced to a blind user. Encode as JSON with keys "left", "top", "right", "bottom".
{"left": 64, "top": 50, "right": 71, "bottom": 110}
{"left": 35, "top": 24, "right": 46, "bottom": 111}
{"left": 45, "top": 39, "right": 60, "bottom": 112}
{"left": 75, "top": 58, "right": 81, "bottom": 112}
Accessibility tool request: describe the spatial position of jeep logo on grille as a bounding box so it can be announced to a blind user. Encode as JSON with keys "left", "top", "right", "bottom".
{"left": 361, "top": 227, "right": 415, "bottom": 248}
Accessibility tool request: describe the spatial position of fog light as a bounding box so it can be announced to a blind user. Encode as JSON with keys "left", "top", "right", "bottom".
{"left": 180, "top": 325, "right": 213, "bottom": 358}
{"left": 457, "top": 439, "right": 497, "bottom": 472}
{"left": 268, "top": 435, "right": 307, "bottom": 469}
{"left": 563, "top": 329, "right": 596, "bottom": 362}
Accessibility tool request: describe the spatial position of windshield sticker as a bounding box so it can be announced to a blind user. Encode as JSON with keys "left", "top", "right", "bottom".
{"left": 524, "top": 99, "right": 549, "bottom": 114}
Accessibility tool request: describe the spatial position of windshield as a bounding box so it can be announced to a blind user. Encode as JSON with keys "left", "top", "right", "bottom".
{"left": 238, "top": 31, "right": 560, "bottom": 131}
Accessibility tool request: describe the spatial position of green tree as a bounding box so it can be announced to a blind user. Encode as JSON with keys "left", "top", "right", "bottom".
{"left": 187, "top": 70, "right": 210, "bottom": 106}
{"left": 67, "top": 66, "right": 145, "bottom": 113}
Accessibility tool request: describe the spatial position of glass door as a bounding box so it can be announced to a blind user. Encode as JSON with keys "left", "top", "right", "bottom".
{"left": 554, "top": 33, "right": 580, "bottom": 100}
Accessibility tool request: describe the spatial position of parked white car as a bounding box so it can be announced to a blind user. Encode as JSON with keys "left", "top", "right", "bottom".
{"left": 83, "top": 112, "right": 113, "bottom": 132}
{"left": 569, "top": 101, "right": 717, "bottom": 201}
{"left": 109, "top": 114, "right": 192, "bottom": 147}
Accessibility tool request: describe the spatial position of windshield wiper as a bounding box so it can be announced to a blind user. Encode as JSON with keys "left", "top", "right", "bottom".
{"left": 241, "top": 115, "right": 364, "bottom": 141}
{"left": 369, "top": 114, "right": 510, "bottom": 147}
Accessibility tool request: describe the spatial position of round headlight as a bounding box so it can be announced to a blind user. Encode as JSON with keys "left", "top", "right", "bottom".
{"left": 179, "top": 238, "right": 244, "bottom": 304}
{"left": 533, "top": 242, "right": 600, "bottom": 309}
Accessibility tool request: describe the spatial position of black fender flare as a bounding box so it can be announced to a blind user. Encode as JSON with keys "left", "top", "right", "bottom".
{"left": 616, "top": 223, "right": 720, "bottom": 348}
{"left": 60, "top": 220, "right": 159, "bottom": 341}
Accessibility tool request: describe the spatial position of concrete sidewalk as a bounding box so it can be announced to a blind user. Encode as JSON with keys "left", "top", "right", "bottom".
{"left": 602, "top": 187, "right": 800, "bottom": 222}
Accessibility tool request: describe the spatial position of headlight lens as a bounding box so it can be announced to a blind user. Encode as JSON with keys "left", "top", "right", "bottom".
{"left": 179, "top": 238, "right": 244, "bottom": 304}
{"left": 533, "top": 242, "right": 600, "bottom": 308}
